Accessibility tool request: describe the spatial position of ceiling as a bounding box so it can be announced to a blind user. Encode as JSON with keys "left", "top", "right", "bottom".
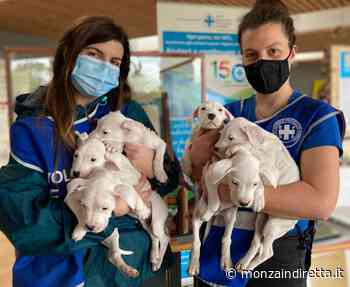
{"left": 0, "top": 0, "right": 157, "bottom": 40}
{"left": 1, "top": 0, "right": 350, "bottom": 40}
{"left": 175, "top": 0, "right": 350, "bottom": 14}
{"left": 0, "top": 0, "right": 350, "bottom": 52}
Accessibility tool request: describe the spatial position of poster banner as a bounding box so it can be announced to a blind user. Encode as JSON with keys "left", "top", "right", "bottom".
{"left": 339, "top": 51, "right": 350, "bottom": 130}
{"left": 157, "top": 2, "right": 248, "bottom": 54}
{"left": 206, "top": 54, "right": 253, "bottom": 104}
{"left": 157, "top": 2, "right": 252, "bottom": 160}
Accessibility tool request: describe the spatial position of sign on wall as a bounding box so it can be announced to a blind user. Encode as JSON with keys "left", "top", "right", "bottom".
{"left": 157, "top": 2, "right": 247, "bottom": 54}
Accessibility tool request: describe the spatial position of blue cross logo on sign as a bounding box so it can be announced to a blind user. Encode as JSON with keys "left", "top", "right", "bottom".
{"left": 204, "top": 15, "right": 215, "bottom": 27}
{"left": 272, "top": 118, "right": 302, "bottom": 148}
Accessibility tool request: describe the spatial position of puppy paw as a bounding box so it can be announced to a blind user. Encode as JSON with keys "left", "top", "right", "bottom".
{"left": 221, "top": 256, "right": 233, "bottom": 272}
{"left": 136, "top": 206, "right": 151, "bottom": 220}
{"left": 105, "top": 143, "right": 117, "bottom": 153}
{"left": 252, "top": 192, "right": 265, "bottom": 212}
{"left": 152, "top": 261, "right": 162, "bottom": 272}
{"left": 72, "top": 227, "right": 87, "bottom": 241}
{"left": 122, "top": 265, "right": 139, "bottom": 278}
{"left": 188, "top": 257, "right": 200, "bottom": 276}
{"left": 155, "top": 169, "right": 168, "bottom": 183}
{"left": 109, "top": 254, "right": 139, "bottom": 278}
{"left": 235, "top": 263, "right": 244, "bottom": 273}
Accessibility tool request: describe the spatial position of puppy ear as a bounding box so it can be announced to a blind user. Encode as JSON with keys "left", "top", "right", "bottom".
{"left": 65, "top": 178, "right": 86, "bottom": 216}
{"left": 241, "top": 124, "right": 265, "bottom": 145}
{"left": 75, "top": 132, "right": 89, "bottom": 145}
{"left": 222, "top": 106, "right": 234, "bottom": 123}
{"left": 192, "top": 105, "right": 201, "bottom": 119}
{"left": 206, "top": 159, "right": 236, "bottom": 185}
{"left": 259, "top": 168, "right": 278, "bottom": 188}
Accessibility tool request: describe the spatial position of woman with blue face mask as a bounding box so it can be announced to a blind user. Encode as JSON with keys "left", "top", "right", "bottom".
{"left": 0, "top": 16, "right": 180, "bottom": 287}
{"left": 190, "top": 0, "right": 345, "bottom": 287}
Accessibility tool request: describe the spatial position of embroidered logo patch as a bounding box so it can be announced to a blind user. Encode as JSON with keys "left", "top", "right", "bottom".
{"left": 272, "top": 118, "right": 302, "bottom": 148}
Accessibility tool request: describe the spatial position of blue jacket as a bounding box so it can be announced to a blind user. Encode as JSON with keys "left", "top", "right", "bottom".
{"left": 0, "top": 86, "right": 180, "bottom": 287}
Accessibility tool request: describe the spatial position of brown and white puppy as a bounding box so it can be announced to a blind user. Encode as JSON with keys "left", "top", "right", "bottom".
{"left": 182, "top": 101, "right": 233, "bottom": 178}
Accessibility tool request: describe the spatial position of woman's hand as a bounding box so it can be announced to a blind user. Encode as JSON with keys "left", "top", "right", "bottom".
{"left": 113, "top": 174, "right": 153, "bottom": 216}
{"left": 124, "top": 143, "right": 155, "bottom": 179}
{"left": 113, "top": 197, "right": 131, "bottom": 216}
{"left": 191, "top": 129, "right": 220, "bottom": 182}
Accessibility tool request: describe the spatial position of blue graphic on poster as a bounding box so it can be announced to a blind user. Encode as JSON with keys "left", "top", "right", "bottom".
{"left": 163, "top": 31, "right": 240, "bottom": 54}
{"left": 162, "top": 62, "right": 201, "bottom": 160}
{"left": 340, "top": 51, "right": 350, "bottom": 78}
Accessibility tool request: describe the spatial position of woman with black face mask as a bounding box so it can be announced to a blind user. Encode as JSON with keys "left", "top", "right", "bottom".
{"left": 190, "top": 1, "right": 346, "bottom": 287}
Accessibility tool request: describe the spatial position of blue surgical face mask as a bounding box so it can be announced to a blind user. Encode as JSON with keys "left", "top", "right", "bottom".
{"left": 71, "top": 54, "right": 120, "bottom": 98}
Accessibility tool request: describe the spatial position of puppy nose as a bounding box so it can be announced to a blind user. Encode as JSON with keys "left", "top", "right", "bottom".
{"left": 85, "top": 224, "right": 95, "bottom": 231}
{"left": 239, "top": 201, "right": 250, "bottom": 207}
{"left": 208, "top": 113, "right": 216, "bottom": 120}
{"left": 73, "top": 171, "right": 80, "bottom": 178}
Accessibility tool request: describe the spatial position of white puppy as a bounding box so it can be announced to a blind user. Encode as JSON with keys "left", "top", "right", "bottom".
{"left": 89, "top": 111, "right": 168, "bottom": 183}
{"left": 213, "top": 117, "right": 299, "bottom": 272}
{"left": 65, "top": 169, "right": 144, "bottom": 278}
{"left": 71, "top": 133, "right": 170, "bottom": 271}
{"left": 188, "top": 147, "right": 264, "bottom": 275}
{"left": 182, "top": 101, "right": 233, "bottom": 179}
{"left": 71, "top": 132, "right": 144, "bottom": 186}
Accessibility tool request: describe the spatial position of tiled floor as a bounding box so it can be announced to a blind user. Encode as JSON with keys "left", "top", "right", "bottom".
{"left": 0, "top": 232, "right": 14, "bottom": 287}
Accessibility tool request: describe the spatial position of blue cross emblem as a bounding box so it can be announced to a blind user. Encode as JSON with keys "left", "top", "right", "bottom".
{"left": 278, "top": 124, "right": 296, "bottom": 141}
{"left": 204, "top": 15, "right": 215, "bottom": 27}
{"left": 272, "top": 118, "right": 303, "bottom": 148}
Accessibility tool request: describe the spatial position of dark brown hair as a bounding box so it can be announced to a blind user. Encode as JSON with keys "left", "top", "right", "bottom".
{"left": 238, "top": 0, "right": 296, "bottom": 50}
{"left": 43, "top": 16, "right": 131, "bottom": 150}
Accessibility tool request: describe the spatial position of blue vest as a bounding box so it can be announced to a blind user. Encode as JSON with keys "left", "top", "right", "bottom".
{"left": 11, "top": 100, "right": 127, "bottom": 287}
{"left": 197, "top": 90, "right": 345, "bottom": 286}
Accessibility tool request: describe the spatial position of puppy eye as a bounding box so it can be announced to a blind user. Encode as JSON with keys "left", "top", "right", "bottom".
{"left": 218, "top": 108, "right": 223, "bottom": 112}
{"left": 232, "top": 180, "right": 239, "bottom": 185}
{"left": 229, "top": 136, "right": 234, "bottom": 141}
{"left": 74, "top": 153, "right": 78, "bottom": 158}
{"left": 201, "top": 107, "right": 206, "bottom": 110}
{"left": 102, "top": 207, "right": 108, "bottom": 211}
{"left": 91, "top": 158, "right": 96, "bottom": 162}
{"left": 103, "top": 130, "right": 109, "bottom": 135}
{"left": 253, "top": 183, "right": 258, "bottom": 187}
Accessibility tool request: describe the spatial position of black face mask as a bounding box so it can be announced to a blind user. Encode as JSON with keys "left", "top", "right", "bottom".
{"left": 244, "top": 50, "right": 292, "bottom": 94}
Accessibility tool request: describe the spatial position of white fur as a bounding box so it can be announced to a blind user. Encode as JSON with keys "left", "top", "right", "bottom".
{"left": 89, "top": 111, "right": 168, "bottom": 183}
{"left": 189, "top": 117, "right": 299, "bottom": 275}
{"left": 70, "top": 134, "right": 169, "bottom": 272}
{"left": 65, "top": 169, "right": 143, "bottom": 277}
